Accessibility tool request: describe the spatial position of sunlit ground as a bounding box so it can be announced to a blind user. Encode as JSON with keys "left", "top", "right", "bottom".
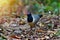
{"left": 0, "top": 0, "right": 22, "bottom": 17}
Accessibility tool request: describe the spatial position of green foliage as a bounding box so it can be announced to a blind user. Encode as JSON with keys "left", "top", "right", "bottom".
{"left": 0, "top": 37, "right": 6, "bottom": 40}
{"left": 24, "top": 0, "right": 60, "bottom": 15}
{"left": 45, "top": 6, "right": 53, "bottom": 11}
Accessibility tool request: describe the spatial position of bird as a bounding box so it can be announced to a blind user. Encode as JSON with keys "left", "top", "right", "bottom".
{"left": 23, "top": 5, "right": 43, "bottom": 29}
{"left": 27, "top": 11, "right": 43, "bottom": 28}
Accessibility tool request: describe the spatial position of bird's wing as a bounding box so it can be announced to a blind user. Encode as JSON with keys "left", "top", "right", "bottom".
{"left": 32, "top": 14, "right": 40, "bottom": 24}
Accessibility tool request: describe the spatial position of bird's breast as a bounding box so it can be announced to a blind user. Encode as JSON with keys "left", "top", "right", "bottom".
{"left": 27, "top": 16, "right": 33, "bottom": 22}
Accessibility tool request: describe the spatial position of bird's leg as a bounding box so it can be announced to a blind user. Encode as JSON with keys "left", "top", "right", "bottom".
{"left": 29, "top": 22, "right": 35, "bottom": 30}
{"left": 29, "top": 25, "right": 33, "bottom": 30}
{"left": 30, "top": 23, "right": 35, "bottom": 30}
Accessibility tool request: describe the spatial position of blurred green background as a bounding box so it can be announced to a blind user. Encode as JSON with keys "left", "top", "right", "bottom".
{"left": 23, "top": 0, "right": 60, "bottom": 16}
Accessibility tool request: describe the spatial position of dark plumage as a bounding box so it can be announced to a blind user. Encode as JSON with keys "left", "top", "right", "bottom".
{"left": 27, "top": 13, "right": 33, "bottom": 22}
{"left": 27, "top": 12, "right": 43, "bottom": 28}
{"left": 23, "top": 5, "right": 43, "bottom": 28}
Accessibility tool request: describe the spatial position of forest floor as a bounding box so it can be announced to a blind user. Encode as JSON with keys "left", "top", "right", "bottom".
{"left": 0, "top": 15, "right": 60, "bottom": 40}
